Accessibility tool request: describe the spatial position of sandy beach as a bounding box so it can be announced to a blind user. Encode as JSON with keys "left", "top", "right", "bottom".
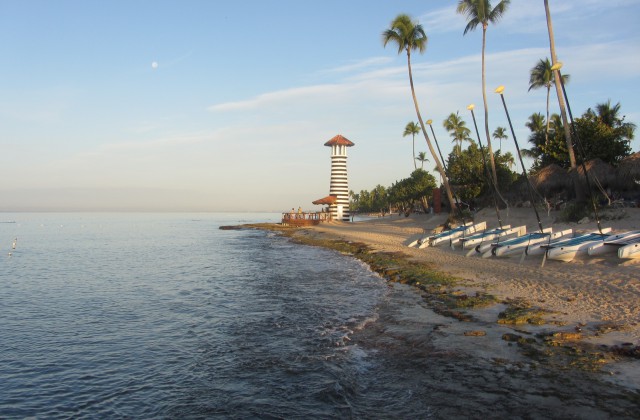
{"left": 284, "top": 206, "right": 640, "bottom": 392}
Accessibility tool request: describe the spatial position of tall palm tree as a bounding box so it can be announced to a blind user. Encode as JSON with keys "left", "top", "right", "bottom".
{"left": 492, "top": 126, "right": 508, "bottom": 150}
{"left": 528, "top": 57, "right": 569, "bottom": 145}
{"left": 403, "top": 121, "right": 421, "bottom": 170}
{"left": 382, "top": 14, "right": 457, "bottom": 212}
{"left": 544, "top": 0, "right": 576, "bottom": 168}
{"left": 443, "top": 112, "right": 472, "bottom": 156}
{"left": 416, "top": 151, "right": 429, "bottom": 169}
{"left": 457, "top": 0, "right": 510, "bottom": 188}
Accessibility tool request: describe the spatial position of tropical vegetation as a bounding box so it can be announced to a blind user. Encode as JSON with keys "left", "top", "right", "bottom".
{"left": 382, "top": 14, "right": 457, "bottom": 212}
{"left": 355, "top": 4, "right": 638, "bottom": 218}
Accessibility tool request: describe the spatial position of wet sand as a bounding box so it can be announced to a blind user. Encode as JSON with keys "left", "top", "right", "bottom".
{"left": 288, "top": 206, "right": 640, "bottom": 400}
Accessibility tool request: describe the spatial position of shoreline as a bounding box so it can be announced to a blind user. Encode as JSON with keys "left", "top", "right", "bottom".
{"left": 244, "top": 206, "right": 640, "bottom": 391}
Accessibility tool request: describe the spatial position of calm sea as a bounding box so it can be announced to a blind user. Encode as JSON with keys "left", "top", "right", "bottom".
{"left": 1, "top": 213, "right": 637, "bottom": 419}
{"left": 0, "top": 213, "right": 400, "bottom": 418}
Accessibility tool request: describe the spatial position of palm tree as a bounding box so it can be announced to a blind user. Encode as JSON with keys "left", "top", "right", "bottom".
{"left": 416, "top": 151, "right": 429, "bottom": 169}
{"left": 594, "top": 100, "right": 622, "bottom": 127}
{"left": 544, "top": 0, "right": 576, "bottom": 169}
{"left": 492, "top": 126, "right": 508, "bottom": 150}
{"left": 403, "top": 121, "right": 421, "bottom": 170}
{"left": 457, "top": 0, "right": 510, "bottom": 188}
{"left": 528, "top": 57, "right": 569, "bottom": 145}
{"left": 592, "top": 100, "right": 636, "bottom": 139}
{"left": 443, "top": 112, "right": 472, "bottom": 156}
{"left": 382, "top": 14, "right": 457, "bottom": 212}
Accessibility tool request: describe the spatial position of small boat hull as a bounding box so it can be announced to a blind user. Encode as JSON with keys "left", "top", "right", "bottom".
{"left": 490, "top": 228, "right": 554, "bottom": 257}
{"left": 619, "top": 242, "right": 640, "bottom": 259}
{"left": 588, "top": 231, "right": 640, "bottom": 256}
{"left": 546, "top": 230, "right": 611, "bottom": 262}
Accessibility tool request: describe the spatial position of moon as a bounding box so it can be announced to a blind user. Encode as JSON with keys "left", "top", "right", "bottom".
{"left": 151, "top": 61, "right": 158, "bottom": 69}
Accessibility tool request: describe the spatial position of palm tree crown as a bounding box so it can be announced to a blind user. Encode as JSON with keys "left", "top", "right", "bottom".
{"left": 382, "top": 14, "right": 427, "bottom": 56}
{"left": 456, "top": 0, "right": 510, "bottom": 190}
{"left": 492, "top": 126, "right": 508, "bottom": 150}
{"left": 416, "top": 152, "right": 429, "bottom": 169}
{"left": 443, "top": 112, "right": 472, "bottom": 156}
{"left": 528, "top": 57, "right": 570, "bottom": 146}
{"left": 403, "top": 121, "right": 421, "bottom": 170}
{"left": 457, "top": 0, "right": 510, "bottom": 33}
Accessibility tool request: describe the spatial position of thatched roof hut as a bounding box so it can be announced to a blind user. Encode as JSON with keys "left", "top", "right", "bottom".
{"left": 570, "top": 158, "right": 617, "bottom": 189}
{"left": 312, "top": 195, "right": 338, "bottom": 205}
{"left": 618, "top": 152, "right": 640, "bottom": 188}
{"left": 530, "top": 164, "right": 571, "bottom": 196}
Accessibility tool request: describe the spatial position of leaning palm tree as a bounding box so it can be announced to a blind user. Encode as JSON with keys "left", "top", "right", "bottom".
{"left": 528, "top": 57, "right": 569, "bottom": 145}
{"left": 416, "top": 151, "right": 429, "bottom": 169}
{"left": 492, "top": 126, "right": 508, "bottom": 150}
{"left": 443, "top": 112, "right": 472, "bottom": 156}
{"left": 457, "top": 0, "right": 510, "bottom": 188}
{"left": 544, "top": 0, "right": 576, "bottom": 169}
{"left": 403, "top": 121, "right": 421, "bottom": 170}
{"left": 382, "top": 14, "right": 457, "bottom": 212}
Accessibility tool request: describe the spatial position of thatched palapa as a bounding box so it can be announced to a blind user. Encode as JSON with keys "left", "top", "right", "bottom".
{"left": 312, "top": 195, "right": 338, "bottom": 205}
{"left": 618, "top": 152, "right": 640, "bottom": 188}
{"left": 530, "top": 164, "right": 571, "bottom": 196}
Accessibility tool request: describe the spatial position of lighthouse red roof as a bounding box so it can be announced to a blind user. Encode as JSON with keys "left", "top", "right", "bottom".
{"left": 324, "top": 134, "right": 354, "bottom": 147}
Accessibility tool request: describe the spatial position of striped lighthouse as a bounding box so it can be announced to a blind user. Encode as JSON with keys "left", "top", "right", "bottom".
{"left": 324, "top": 134, "right": 354, "bottom": 222}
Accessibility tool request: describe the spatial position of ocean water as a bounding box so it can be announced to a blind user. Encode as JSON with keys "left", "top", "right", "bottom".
{"left": 1, "top": 213, "right": 638, "bottom": 419}
{"left": 0, "top": 213, "right": 402, "bottom": 418}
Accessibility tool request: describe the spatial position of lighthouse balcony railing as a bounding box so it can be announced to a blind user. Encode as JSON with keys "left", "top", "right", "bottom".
{"left": 281, "top": 212, "right": 332, "bottom": 226}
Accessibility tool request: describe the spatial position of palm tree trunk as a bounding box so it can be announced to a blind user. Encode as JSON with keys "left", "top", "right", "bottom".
{"left": 544, "top": 0, "right": 576, "bottom": 168}
{"left": 544, "top": 0, "right": 583, "bottom": 203}
{"left": 406, "top": 50, "right": 457, "bottom": 213}
{"left": 412, "top": 134, "right": 417, "bottom": 170}
{"left": 481, "top": 25, "right": 499, "bottom": 188}
{"left": 545, "top": 85, "right": 550, "bottom": 145}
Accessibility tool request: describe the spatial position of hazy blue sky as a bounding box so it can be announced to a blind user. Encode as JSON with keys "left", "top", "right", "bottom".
{"left": 1, "top": 0, "right": 638, "bottom": 211}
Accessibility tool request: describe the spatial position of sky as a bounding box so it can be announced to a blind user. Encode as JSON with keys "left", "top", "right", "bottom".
{"left": 1, "top": 0, "right": 639, "bottom": 212}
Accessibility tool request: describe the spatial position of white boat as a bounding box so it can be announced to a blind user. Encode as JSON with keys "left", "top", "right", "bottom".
{"left": 461, "top": 225, "right": 526, "bottom": 252}
{"left": 525, "top": 229, "right": 578, "bottom": 256}
{"left": 544, "top": 228, "right": 612, "bottom": 262}
{"left": 407, "top": 221, "right": 472, "bottom": 248}
{"left": 483, "top": 228, "right": 550, "bottom": 258}
{"left": 411, "top": 221, "right": 486, "bottom": 249}
{"left": 587, "top": 230, "right": 640, "bottom": 256}
{"left": 619, "top": 240, "right": 640, "bottom": 259}
{"left": 485, "top": 228, "right": 573, "bottom": 258}
{"left": 430, "top": 221, "right": 486, "bottom": 247}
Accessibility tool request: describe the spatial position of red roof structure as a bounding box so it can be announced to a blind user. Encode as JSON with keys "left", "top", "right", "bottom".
{"left": 312, "top": 195, "right": 338, "bottom": 205}
{"left": 324, "top": 134, "right": 354, "bottom": 147}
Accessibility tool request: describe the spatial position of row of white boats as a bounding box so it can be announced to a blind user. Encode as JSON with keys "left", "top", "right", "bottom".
{"left": 407, "top": 221, "right": 640, "bottom": 262}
